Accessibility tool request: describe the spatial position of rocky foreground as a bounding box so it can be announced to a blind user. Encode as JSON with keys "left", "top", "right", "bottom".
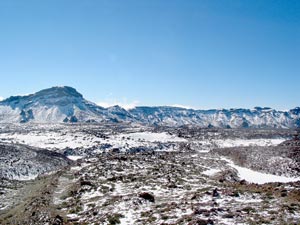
{"left": 0, "top": 124, "right": 299, "bottom": 225}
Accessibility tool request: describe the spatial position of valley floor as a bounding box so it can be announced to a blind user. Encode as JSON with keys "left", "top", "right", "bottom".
{"left": 0, "top": 124, "right": 299, "bottom": 225}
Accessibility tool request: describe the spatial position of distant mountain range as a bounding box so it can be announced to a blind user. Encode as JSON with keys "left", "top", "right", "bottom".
{"left": 0, "top": 86, "right": 299, "bottom": 128}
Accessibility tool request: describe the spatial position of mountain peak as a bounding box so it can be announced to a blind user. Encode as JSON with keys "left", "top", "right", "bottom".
{"left": 34, "top": 86, "right": 83, "bottom": 98}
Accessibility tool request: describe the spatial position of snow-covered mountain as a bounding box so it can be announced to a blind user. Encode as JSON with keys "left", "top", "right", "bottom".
{"left": 129, "top": 106, "right": 300, "bottom": 128}
{"left": 0, "top": 86, "right": 127, "bottom": 123}
{"left": 0, "top": 86, "right": 299, "bottom": 128}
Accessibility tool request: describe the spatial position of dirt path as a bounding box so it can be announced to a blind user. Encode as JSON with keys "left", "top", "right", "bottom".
{"left": 0, "top": 170, "right": 67, "bottom": 225}
{"left": 53, "top": 170, "right": 77, "bottom": 206}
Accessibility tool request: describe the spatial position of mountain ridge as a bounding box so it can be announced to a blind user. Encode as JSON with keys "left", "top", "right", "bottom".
{"left": 0, "top": 86, "right": 299, "bottom": 128}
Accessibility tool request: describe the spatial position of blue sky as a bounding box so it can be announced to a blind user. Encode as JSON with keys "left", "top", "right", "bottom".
{"left": 0, "top": 0, "right": 299, "bottom": 109}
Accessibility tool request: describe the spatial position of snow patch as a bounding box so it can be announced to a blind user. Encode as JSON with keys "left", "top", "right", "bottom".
{"left": 223, "top": 158, "right": 300, "bottom": 184}
{"left": 120, "top": 132, "right": 187, "bottom": 143}
{"left": 12, "top": 174, "right": 39, "bottom": 181}
{"left": 67, "top": 155, "right": 84, "bottom": 161}
{"left": 202, "top": 168, "right": 221, "bottom": 176}
{"left": 0, "top": 130, "right": 104, "bottom": 150}
{"left": 215, "top": 138, "right": 285, "bottom": 148}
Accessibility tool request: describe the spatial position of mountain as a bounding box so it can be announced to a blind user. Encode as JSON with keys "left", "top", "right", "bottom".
{"left": 129, "top": 106, "right": 300, "bottom": 128}
{"left": 0, "top": 86, "right": 299, "bottom": 128}
{"left": 0, "top": 86, "right": 126, "bottom": 123}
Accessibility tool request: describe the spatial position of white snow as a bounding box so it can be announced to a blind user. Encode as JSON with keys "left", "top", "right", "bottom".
{"left": 8, "top": 173, "right": 39, "bottom": 181}
{"left": 0, "top": 129, "right": 186, "bottom": 153}
{"left": 202, "top": 168, "right": 221, "bottom": 176}
{"left": 67, "top": 155, "right": 84, "bottom": 161}
{"left": 66, "top": 214, "right": 79, "bottom": 219}
{"left": 0, "top": 130, "right": 104, "bottom": 150}
{"left": 215, "top": 138, "right": 285, "bottom": 148}
{"left": 223, "top": 158, "right": 300, "bottom": 184}
{"left": 81, "top": 190, "right": 103, "bottom": 200}
{"left": 119, "top": 209, "right": 135, "bottom": 225}
{"left": 0, "top": 205, "right": 9, "bottom": 210}
{"left": 119, "top": 132, "right": 187, "bottom": 143}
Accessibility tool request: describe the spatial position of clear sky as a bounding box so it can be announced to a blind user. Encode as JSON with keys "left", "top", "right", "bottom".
{"left": 0, "top": 0, "right": 299, "bottom": 109}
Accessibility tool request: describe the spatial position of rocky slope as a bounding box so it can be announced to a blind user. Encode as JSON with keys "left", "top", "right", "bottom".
{"left": 1, "top": 144, "right": 300, "bottom": 225}
{"left": 0, "top": 142, "right": 71, "bottom": 180}
{"left": 0, "top": 86, "right": 299, "bottom": 128}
